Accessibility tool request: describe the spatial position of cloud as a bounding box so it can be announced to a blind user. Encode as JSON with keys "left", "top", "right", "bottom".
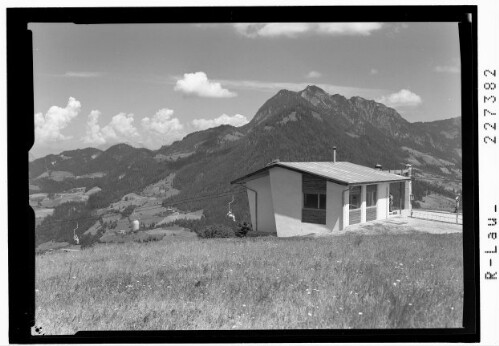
{"left": 192, "top": 114, "right": 249, "bottom": 130}
{"left": 82, "top": 110, "right": 106, "bottom": 145}
{"left": 234, "top": 23, "right": 309, "bottom": 38}
{"left": 306, "top": 71, "right": 322, "bottom": 79}
{"left": 434, "top": 65, "right": 460, "bottom": 74}
{"left": 233, "top": 23, "right": 383, "bottom": 38}
{"left": 81, "top": 108, "right": 185, "bottom": 148}
{"left": 141, "top": 108, "right": 185, "bottom": 137}
{"left": 316, "top": 23, "right": 384, "bottom": 36}
{"left": 82, "top": 111, "right": 139, "bottom": 146}
{"left": 377, "top": 89, "right": 422, "bottom": 107}
{"left": 34, "top": 97, "right": 81, "bottom": 143}
{"left": 100, "top": 113, "right": 140, "bottom": 140}
{"left": 64, "top": 71, "right": 102, "bottom": 78}
{"left": 174, "top": 72, "right": 237, "bottom": 98}
{"left": 370, "top": 68, "right": 379, "bottom": 75}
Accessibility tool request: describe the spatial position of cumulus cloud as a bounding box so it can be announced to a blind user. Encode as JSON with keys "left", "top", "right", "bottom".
{"left": 377, "top": 89, "right": 422, "bottom": 107}
{"left": 81, "top": 108, "right": 186, "bottom": 148}
{"left": 192, "top": 113, "right": 249, "bottom": 130}
{"left": 174, "top": 72, "right": 237, "bottom": 98}
{"left": 82, "top": 110, "right": 106, "bottom": 145}
{"left": 233, "top": 23, "right": 383, "bottom": 38}
{"left": 81, "top": 112, "right": 140, "bottom": 145}
{"left": 100, "top": 113, "right": 140, "bottom": 140}
{"left": 34, "top": 97, "right": 81, "bottom": 143}
{"left": 306, "top": 70, "right": 322, "bottom": 79}
{"left": 141, "top": 108, "right": 186, "bottom": 139}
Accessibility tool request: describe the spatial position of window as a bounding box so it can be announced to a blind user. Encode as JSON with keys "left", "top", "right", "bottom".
{"left": 304, "top": 193, "right": 326, "bottom": 210}
{"left": 349, "top": 186, "right": 361, "bottom": 210}
{"left": 366, "top": 185, "right": 377, "bottom": 207}
{"left": 319, "top": 194, "right": 326, "bottom": 210}
{"left": 302, "top": 174, "right": 327, "bottom": 224}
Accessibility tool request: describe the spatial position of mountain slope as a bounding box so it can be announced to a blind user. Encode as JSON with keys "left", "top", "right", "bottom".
{"left": 30, "top": 85, "right": 462, "bottom": 240}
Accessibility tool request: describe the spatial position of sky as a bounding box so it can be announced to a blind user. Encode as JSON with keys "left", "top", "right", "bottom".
{"left": 29, "top": 22, "right": 461, "bottom": 158}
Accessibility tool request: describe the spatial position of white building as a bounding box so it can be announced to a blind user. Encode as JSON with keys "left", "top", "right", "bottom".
{"left": 231, "top": 158, "right": 412, "bottom": 237}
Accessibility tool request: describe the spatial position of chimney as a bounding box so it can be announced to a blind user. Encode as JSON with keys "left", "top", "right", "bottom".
{"left": 375, "top": 163, "right": 382, "bottom": 171}
{"left": 266, "top": 159, "right": 280, "bottom": 167}
{"left": 405, "top": 164, "right": 412, "bottom": 177}
{"left": 333, "top": 146, "right": 337, "bottom": 163}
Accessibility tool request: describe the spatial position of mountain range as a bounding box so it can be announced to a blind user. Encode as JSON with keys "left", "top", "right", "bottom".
{"left": 30, "top": 85, "right": 462, "bottom": 242}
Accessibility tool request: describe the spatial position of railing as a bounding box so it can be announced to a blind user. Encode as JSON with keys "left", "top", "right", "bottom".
{"left": 382, "top": 169, "right": 410, "bottom": 176}
{"left": 410, "top": 209, "right": 462, "bottom": 225}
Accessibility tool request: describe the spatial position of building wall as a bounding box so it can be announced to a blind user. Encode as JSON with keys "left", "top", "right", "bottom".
{"left": 245, "top": 174, "right": 276, "bottom": 233}
{"left": 377, "top": 182, "right": 389, "bottom": 220}
{"left": 326, "top": 181, "right": 345, "bottom": 232}
{"left": 360, "top": 185, "right": 367, "bottom": 223}
{"left": 401, "top": 180, "right": 412, "bottom": 217}
{"left": 342, "top": 189, "right": 350, "bottom": 229}
{"left": 269, "top": 167, "right": 330, "bottom": 237}
{"left": 244, "top": 168, "right": 409, "bottom": 235}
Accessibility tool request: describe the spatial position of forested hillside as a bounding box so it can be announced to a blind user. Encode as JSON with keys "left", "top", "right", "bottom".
{"left": 30, "top": 85, "right": 462, "bottom": 244}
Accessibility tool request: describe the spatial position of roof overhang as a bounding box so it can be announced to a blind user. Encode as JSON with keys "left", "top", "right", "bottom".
{"left": 231, "top": 162, "right": 411, "bottom": 186}
{"left": 230, "top": 165, "right": 273, "bottom": 185}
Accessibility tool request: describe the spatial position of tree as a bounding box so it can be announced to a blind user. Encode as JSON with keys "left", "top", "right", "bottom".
{"left": 121, "top": 205, "right": 135, "bottom": 218}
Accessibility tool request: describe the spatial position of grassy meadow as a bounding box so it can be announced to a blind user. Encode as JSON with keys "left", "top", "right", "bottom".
{"left": 35, "top": 233, "right": 463, "bottom": 333}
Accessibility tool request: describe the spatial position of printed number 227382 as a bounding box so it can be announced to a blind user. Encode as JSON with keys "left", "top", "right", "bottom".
{"left": 484, "top": 69, "right": 496, "bottom": 144}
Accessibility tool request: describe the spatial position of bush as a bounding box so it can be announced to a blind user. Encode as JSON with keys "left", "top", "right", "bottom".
{"left": 132, "top": 233, "right": 165, "bottom": 243}
{"left": 235, "top": 222, "right": 252, "bottom": 238}
{"left": 98, "top": 232, "right": 165, "bottom": 244}
{"left": 246, "top": 231, "right": 276, "bottom": 238}
{"left": 121, "top": 205, "right": 135, "bottom": 218}
{"left": 162, "top": 219, "right": 208, "bottom": 233}
{"left": 80, "top": 231, "right": 102, "bottom": 249}
{"left": 197, "top": 224, "right": 236, "bottom": 239}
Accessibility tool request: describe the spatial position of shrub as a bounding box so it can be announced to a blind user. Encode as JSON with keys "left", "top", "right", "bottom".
{"left": 133, "top": 233, "right": 165, "bottom": 243}
{"left": 80, "top": 231, "right": 102, "bottom": 249}
{"left": 235, "top": 222, "right": 252, "bottom": 238}
{"left": 162, "top": 219, "right": 208, "bottom": 233}
{"left": 121, "top": 205, "right": 135, "bottom": 218}
{"left": 197, "top": 224, "right": 236, "bottom": 239}
{"left": 246, "top": 231, "right": 276, "bottom": 238}
{"left": 98, "top": 232, "right": 165, "bottom": 244}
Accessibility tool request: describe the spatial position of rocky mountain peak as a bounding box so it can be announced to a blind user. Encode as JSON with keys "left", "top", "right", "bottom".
{"left": 303, "top": 85, "right": 327, "bottom": 94}
{"left": 299, "top": 85, "right": 330, "bottom": 107}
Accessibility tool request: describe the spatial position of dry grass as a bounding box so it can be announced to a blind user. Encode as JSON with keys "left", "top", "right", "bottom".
{"left": 35, "top": 233, "right": 463, "bottom": 333}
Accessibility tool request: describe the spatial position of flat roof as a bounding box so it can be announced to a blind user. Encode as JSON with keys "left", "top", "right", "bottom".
{"left": 231, "top": 161, "right": 411, "bottom": 186}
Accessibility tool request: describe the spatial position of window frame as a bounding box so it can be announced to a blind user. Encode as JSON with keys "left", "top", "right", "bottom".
{"left": 366, "top": 184, "right": 377, "bottom": 207}
{"left": 303, "top": 192, "right": 327, "bottom": 210}
{"left": 349, "top": 185, "right": 362, "bottom": 210}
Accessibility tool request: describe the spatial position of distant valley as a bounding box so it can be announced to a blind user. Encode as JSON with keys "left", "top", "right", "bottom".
{"left": 30, "top": 85, "right": 462, "bottom": 247}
